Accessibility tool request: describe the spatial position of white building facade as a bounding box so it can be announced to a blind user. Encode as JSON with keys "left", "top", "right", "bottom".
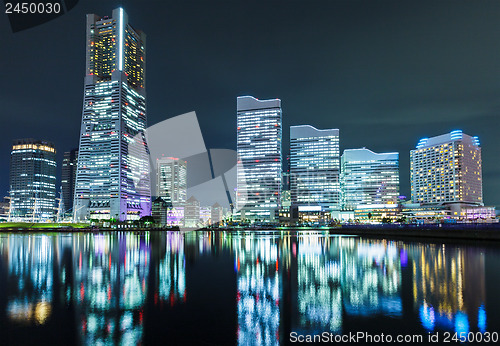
{"left": 236, "top": 96, "right": 282, "bottom": 221}
{"left": 290, "top": 125, "right": 340, "bottom": 210}
{"left": 156, "top": 157, "right": 187, "bottom": 205}
{"left": 74, "top": 8, "right": 150, "bottom": 221}
{"left": 410, "top": 130, "right": 482, "bottom": 205}
{"left": 341, "top": 148, "right": 399, "bottom": 210}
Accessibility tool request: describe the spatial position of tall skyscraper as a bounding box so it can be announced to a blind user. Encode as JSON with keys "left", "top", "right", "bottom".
{"left": 61, "top": 149, "right": 78, "bottom": 217}
{"left": 74, "top": 8, "right": 150, "bottom": 221}
{"left": 9, "top": 139, "right": 57, "bottom": 222}
{"left": 410, "top": 130, "right": 482, "bottom": 205}
{"left": 236, "top": 96, "right": 282, "bottom": 221}
{"left": 156, "top": 157, "right": 187, "bottom": 205}
{"left": 290, "top": 125, "right": 340, "bottom": 209}
{"left": 341, "top": 148, "right": 399, "bottom": 210}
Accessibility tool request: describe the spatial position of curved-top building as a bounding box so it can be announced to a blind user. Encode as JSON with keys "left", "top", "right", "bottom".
{"left": 236, "top": 96, "right": 282, "bottom": 221}
{"left": 410, "top": 130, "right": 482, "bottom": 205}
{"left": 341, "top": 148, "right": 399, "bottom": 210}
{"left": 290, "top": 125, "right": 340, "bottom": 209}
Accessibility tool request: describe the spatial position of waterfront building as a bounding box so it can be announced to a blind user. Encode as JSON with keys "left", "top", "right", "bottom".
{"left": 401, "top": 202, "right": 451, "bottom": 222}
{"left": 8, "top": 139, "right": 57, "bottom": 222}
{"left": 61, "top": 149, "right": 78, "bottom": 218}
{"left": 0, "top": 197, "right": 10, "bottom": 222}
{"left": 354, "top": 204, "right": 401, "bottom": 223}
{"left": 156, "top": 157, "right": 187, "bottom": 205}
{"left": 151, "top": 197, "right": 170, "bottom": 226}
{"left": 236, "top": 96, "right": 282, "bottom": 221}
{"left": 290, "top": 125, "right": 340, "bottom": 210}
{"left": 184, "top": 196, "right": 200, "bottom": 227}
{"left": 462, "top": 206, "right": 496, "bottom": 222}
{"left": 200, "top": 206, "right": 211, "bottom": 225}
{"left": 341, "top": 148, "right": 399, "bottom": 210}
{"left": 211, "top": 202, "right": 223, "bottom": 226}
{"left": 74, "top": 8, "right": 150, "bottom": 221}
{"left": 410, "top": 130, "right": 482, "bottom": 206}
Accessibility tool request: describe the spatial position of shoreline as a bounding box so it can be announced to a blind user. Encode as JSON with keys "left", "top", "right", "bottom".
{"left": 1, "top": 223, "right": 500, "bottom": 241}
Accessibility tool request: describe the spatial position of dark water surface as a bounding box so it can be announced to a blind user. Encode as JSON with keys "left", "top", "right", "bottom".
{"left": 0, "top": 231, "right": 499, "bottom": 345}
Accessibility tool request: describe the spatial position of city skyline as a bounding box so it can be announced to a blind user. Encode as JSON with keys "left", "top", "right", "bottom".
{"left": 1, "top": 0, "right": 500, "bottom": 209}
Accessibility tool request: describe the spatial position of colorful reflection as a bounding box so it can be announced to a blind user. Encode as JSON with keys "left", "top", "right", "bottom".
{"left": 0, "top": 230, "right": 495, "bottom": 344}
{"left": 4, "top": 235, "right": 56, "bottom": 325}
{"left": 294, "top": 235, "right": 402, "bottom": 336}
{"left": 73, "top": 233, "right": 150, "bottom": 344}
{"left": 234, "top": 235, "right": 281, "bottom": 346}
{"left": 410, "top": 244, "right": 487, "bottom": 334}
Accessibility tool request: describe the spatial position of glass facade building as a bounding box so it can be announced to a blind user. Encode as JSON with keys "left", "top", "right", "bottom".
{"left": 61, "top": 149, "right": 78, "bottom": 218}
{"left": 410, "top": 130, "right": 482, "bottom": 205}
{"left": 156, "top": 157, "right": 187, "bottom": 205}
{"left": 290, "top": 125, "right": 340, "bottom": 209}
{"left": 74, "top": 8, "right": 150, "bottom": 221}
{"left": 9, "top": 139, "right": 57, "bottom": 222}
{"left": 341, "top": 148, "right": 399, "bottom": 210}
{"left": 236, "top": 96, "right": 282, "bottom": 221}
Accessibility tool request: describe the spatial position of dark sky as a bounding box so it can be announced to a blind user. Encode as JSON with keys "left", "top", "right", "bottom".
{"left": 1, "top": 0, "right": 499, "bottom": 208}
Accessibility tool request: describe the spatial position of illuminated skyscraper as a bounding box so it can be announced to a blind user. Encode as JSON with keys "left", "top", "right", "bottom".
{"left": 74, "top": 8, "right": 150, "bottom": 221}
{"left": 290, "top": 125, "right": 340, "bottom": 209}
{"left": 8, "top": 139, "right": 57, "bottom": 222}
{"left": 236, "top": 96, "right": 282, "bottom": 221}
{"left": 61, "top": 149, "right": 78, "bottom": 217}
{"left": 156, "top": 157, "right": 187, "bottom": 205}
{"left": 341, "top": 148, "right": 399, "bottom": 210}
{"left": 410, "top": 130, "right": 482, "bottom": 205}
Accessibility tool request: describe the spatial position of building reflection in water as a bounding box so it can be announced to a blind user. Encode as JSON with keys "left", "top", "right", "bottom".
{"left": 340, "top": 238, "right": 402, "bottom": 317}
{"left": 409, "top": 244, "right": 487, "bottom": 334}
{"left": 0, "top": 231, "right": 492, "bottom": 344}
{"left": 73, "top": 233, "right": 150, "bottom": 344}
{"left": 5, "top": 235, "right": 55, "bottom": 325}
{"left": 294, "top": 235, "right": 402, "bottom": 335}
{"left": 158, "top": 232, "right": 186, "bottom": 304}
{"left": 234, "top": 233, "right": 281, "bottom": 346}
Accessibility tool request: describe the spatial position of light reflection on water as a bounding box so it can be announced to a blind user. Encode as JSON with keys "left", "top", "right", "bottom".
{"left": 0, "top": 231, "right": 496, "bottom": 345}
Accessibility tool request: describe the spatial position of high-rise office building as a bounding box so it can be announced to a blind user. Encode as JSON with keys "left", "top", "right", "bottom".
{"left": 74, "top": 8, "right": 150, "bottom": 221}
{"left": 9, "top": 139, "right": 57, "bottom": 222}
{"left": 61, "top": 149, "right": 78, "bottom": 217}
{"left": 156, "top": 157, "right": 187, "bottom": 205}
{"left": 236, "top": 96, "right": 282, "bottom": 221}
{"left": 410, "top": 130, "right": 482, "bottom": 205}
{"left": 341, "top": 148, "right": 399, "bottom": 210}
{"left": 290, "top": 125, "right": 340, "bottom": 209}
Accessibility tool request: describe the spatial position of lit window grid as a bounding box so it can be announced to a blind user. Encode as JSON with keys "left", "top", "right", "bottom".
{"left": 236, "top": 106, "right": 282, "bottom": 215}
{"left": 75, "top": 10, "right": 150, "bottom": 222}
{"left": 290, "top": 134, "right": 340, "bottom": 208}
{"left": 341, "top": 159, "right": 399, "bottom": 210}
{"left": 9, "top": 142, "right": 57, "bottom": 222}
{"left": 410, "top": 140, "right": 482, "bottom": 205}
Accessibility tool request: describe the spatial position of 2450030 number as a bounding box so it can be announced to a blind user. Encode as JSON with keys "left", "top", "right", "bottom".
{"left": 443, "top": 331, "right": 499, "bottom": 343}
{"left": 5, "top": 2, "right": 61, "bottom": 14}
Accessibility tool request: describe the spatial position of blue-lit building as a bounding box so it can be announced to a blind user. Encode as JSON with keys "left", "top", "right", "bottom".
{"left": 341, "top": 148, "right": 399, "bottom": 210}
{"left": 290, "top": 125, "right": 340, "bottom": 210}
{"left": 410, "top": 130, "right": 482, "bottom": 206}
{"left": 236, "top": 96, "right": 282, "bottom": 221}
{"left": 8, "top": 139, "right": 57, "bottom": 222}
{"left": 74, "top": 8, "right": 150, "bottom": 222}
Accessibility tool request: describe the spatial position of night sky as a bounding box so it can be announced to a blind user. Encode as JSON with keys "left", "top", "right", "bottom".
{"left": 1, "top": 0, "right": 499, "bottom": 208}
